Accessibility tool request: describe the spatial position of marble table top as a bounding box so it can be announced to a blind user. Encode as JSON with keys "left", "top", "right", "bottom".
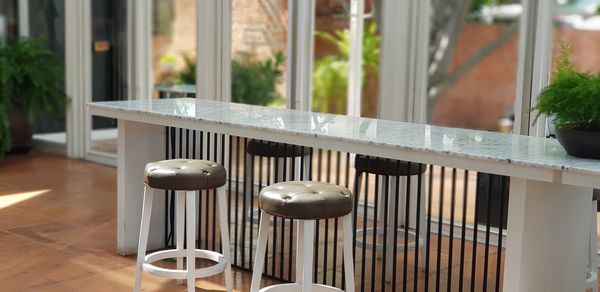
{"left": 89, "top": 98, "right": 600, "bottom": 178}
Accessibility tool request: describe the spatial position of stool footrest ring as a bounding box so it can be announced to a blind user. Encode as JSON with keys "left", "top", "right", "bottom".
{"left": 260, "top": 283, "right": 343, "bottom": 292}
{"left": 142, "top": 249, "right": 227, "bottom": 279}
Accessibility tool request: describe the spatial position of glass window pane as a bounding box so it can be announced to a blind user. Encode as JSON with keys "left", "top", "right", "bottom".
{"left": 153, "top": 0, "right": 197, "bottom": 99}
{"left": 428, "top": 0, "right": 521, "bottom": 133}
{"left": 231, "top": 0, "right": 288, "bottom": 107}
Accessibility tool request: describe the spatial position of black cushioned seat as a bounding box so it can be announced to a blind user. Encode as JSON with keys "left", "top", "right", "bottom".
{"left": 259, "top": 181, "right": 353, "bottom": 220}
{"left": 246, "top": 140, "right": 310, "bottom": 158}
{"left": 355, "top": 155, "right": 426, "bottom": 176}
{"left": 144, "top": 159, "right": 226, "bottom": 190}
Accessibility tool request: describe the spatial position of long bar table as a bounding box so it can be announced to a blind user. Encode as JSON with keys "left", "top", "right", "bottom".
{"left": 89, "top": 98, "right": 600, "bottom": 291}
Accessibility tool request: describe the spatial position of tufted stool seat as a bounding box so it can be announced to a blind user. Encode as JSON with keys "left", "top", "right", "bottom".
{"left": 135, "top": 159, "right": 232, "bottom": 292}
{"left": 251, "top": 180, "right": 356, "bottom": 292}
{"left": 144, "top": 159, "right": 226, "bottom": 190}
{"left": 259, "top": 181, "right": 353, "bottom": 220}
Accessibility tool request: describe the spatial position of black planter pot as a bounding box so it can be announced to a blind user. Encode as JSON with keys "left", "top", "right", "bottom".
{"left": 556, "top": 127, "right": 600, "bottom": 159}
{"left": 8, "top": 107, "right": 33, "bottom": 154}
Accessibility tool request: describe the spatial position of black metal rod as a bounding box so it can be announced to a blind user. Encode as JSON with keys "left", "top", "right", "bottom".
{"left": 447, "top": 168, "right": 457, "bottom": 292}
{"left": 459, "top": 170, "right": 469, "bottom": 292}
{"left": 361, "top": 165, "right": 370, "bottom": 292}
{"left": 424, "top": 164, "right": 435, "bottom": 292}
{"left": 483, "top": 175, "right": 494, "bottom": 292}
{"left": 241, "top": 138, "right": 248, "bottom": 267}
{"left": 470, "top": 174, "right": 481, "bottom": 292}
{"left": 371, "top": 172, "right": 379, "bottom": 292}
{"left": 435, "top": 167, "right": 446, "bottom": 291}
{"left": 392, "top": 166, "right": 401, "bottom": 290}
{"left": 495, "top": 176, "right": 507, "bottom": 292}
{"left": 413, "top": 164, "right": 424, "bottom": 292}
{"left": 402, "top": 163, "right": 412, "bottom": 292}
{"left": 234, "top": 136, "right": 240, "bottom": 265}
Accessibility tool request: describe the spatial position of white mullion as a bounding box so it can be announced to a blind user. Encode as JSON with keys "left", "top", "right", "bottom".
{"left": 17, "top": 0, "right": 29, "bottom": 37}
{"left": 134, "top": 0, "right": 153, "bottom": 100}
{"left": 286, "top": 0, "right": 315, "bottom": 111}
{"left": 347, "top": 0, "right": 365, "bottom": 117}
{"left": 65, "top": 0, "right": 91, "bottom": 159}
{"left": 514, "top": 0, "right": 554, "bottom": 136}
{"left": 197, "top": 0, "right": 231, "bottom": 102}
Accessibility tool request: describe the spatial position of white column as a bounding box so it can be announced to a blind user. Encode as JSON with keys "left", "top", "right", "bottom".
{"left": 117, "top": 120, "right": 166, "bottom": 255}
{"left": 197, "top": 0, "right": 231, "bottom": 101}
{"left": 346, "top": 0, "right": 364, "bottom": 117}
{"left": 286, "top": 0, "right": 315, "bottom": 111}
{"left": 17, "top": 0, "right": 29, "bottom": 37}
{"left": 130, "top": 0, "right": 152, "bottom": 100}
{"left": 65, "top": 0, "right": 91, "bottom": 159}
{"left": 377, "top": 0, "right": 429, "bottom": 123}
{"left": 503, "top": 177, "right": 591, "bottom": 291}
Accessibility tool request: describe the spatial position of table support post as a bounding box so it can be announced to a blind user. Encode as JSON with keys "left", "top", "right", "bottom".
{"left": 504, "top": 177, "right": 592, "bottom": 292}
{"left": 117, "top": 120, "right": 166, "bottom": 255}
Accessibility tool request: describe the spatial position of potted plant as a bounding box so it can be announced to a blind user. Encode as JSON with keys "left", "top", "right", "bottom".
{"left": 0, "top": 38, "right": 68, "bottom": 156}
{"left": 535, "top": 43, "right": 600, "bottom": 159}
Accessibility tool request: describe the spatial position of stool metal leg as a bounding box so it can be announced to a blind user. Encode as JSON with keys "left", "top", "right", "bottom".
{"left": 301, "top": 220, "right": 316, "bottom": 292}
{"left": 251, "top": 211, "right": 272, "bottom": 292}
{"left": 134, "top": 186, "right": 154, "bottom": 292}
{"left": 217, "top": 186, "right": 233, "bottom": 292}
{"left": 296, "top": 220, "right": 305, "bottom": 285}
{"left": 186, "top": 191, "right": 196, "bottom": 292}
{"left": 176, "top": 191, "right": 185, "bottom": 286}
{"left": 385, "top": 176, "right": 398, "bottom": 283}
{"left": 342, "top": 214, "right": 355, "bottom": 292}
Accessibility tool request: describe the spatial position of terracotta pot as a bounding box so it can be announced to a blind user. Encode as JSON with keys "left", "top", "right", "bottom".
{"left": 8, "top": 107, "right": 33, "bottom": 154}
{"left": 556, "top": 127, "right": 600, "bottom": 159}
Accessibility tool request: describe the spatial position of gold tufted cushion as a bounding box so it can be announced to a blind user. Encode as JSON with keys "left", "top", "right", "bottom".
{"left": 259, "top": 181, "right": 353, "bottom": 220}
{"left": 144, "top": 159, "right": 226, "bottom": 190}
{"left": 246, "top": 140, "right": 311, "bottom": 158}
{"left": 355, "top": 155, "right": 426, "bottom": 176}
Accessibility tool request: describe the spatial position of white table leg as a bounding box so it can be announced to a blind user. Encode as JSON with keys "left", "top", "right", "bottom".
{"left": 117, "top": 120, "right": 166, "bottom": 255}
{"left": 503, "top": 177, "right": 591, "bottom": 292}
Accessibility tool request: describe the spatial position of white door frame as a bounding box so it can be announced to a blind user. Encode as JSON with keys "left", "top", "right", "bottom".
{"left": 514, "top": 0, "right": 554, "bottom": 136}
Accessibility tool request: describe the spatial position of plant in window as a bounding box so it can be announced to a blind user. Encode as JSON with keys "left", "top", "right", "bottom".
{"left": 172, "top": 52, "right": 285, "bottom": 106}
{"left": 0, "top": 38, "right": 68, "bottom": 157}
{"left": 312, "top": 22, "right": 380, "bottom": 114}
{"left": 535, "top": 42, "right": 600, "bottom": 158}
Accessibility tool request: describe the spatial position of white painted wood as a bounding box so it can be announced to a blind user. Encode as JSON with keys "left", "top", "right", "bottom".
{"left": 197, "top": 0, "right": 231, "bottom": 102}
{"left": 503, "top": 177, "right": 591, "bottom": 292}
{"left": 217, "top": 187, "right": 233, "bottom": 292}
{"left": 134, "top": 186, "right": 154, "bottom": 292}
{"left": 176, "top": 191, "right": 185, "bottom": 285}
{"left": 514, "top": 0, "right": 554, "bottom": 136}
{"left": 186, "top": 191, "right": 196, "bottom": 291}
{"left": 117, "top": 121, "right": 166, "bottom": 255}
{"left": 17, "top": 0, "right": 29, "bottom": 37}
{"left": 302, "top": 220, "right": 316, "bottom": 292}
{"left": 286, "top": 0, "right": 315, "bottom": 111}
{"left": 296, "top": 220, "right": 305, "bottom": 284}
{"left": 588, "top": 200, "right": 598, "bottom": 292}
{"left": 131, "top": 0, "right": 152, "bottom": 100}
{"left": 143, "top": 249, "right": 226, "bottom": 279}
{"left": 342, "top": 215, "right": 355, "bottom": 292}
{"left": 251, "top": 211, "right": 272, "bottom": 292}
{"left": 347, "top": 0, "right": 365, "bottom": 117}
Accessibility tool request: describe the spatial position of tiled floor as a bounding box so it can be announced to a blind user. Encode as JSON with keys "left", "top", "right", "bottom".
{"left": 0, "top": 151, "right": 262, "bottom": 291}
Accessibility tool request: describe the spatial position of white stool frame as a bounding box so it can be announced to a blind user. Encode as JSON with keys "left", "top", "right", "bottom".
{"left": 355, "top": 173, "right": 427, "bottom": 282}
{"left": 250, "top": 211, "right": 355, "bottom": 292}
{"left": 134, "top": 185, "right": 233, "bottom": 292}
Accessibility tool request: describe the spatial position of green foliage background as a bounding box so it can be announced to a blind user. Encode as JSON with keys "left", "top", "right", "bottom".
{"left": 312, "top": 22, "right": 380, "bottom": 114}
{"left": 0, "top": 38, "right": 68, "bottom": 156}
{"left": 535, "top": 43, "right": 600, "bottom": 131}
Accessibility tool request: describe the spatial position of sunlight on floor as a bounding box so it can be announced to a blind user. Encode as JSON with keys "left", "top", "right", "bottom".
{"left": 0, "top": 189, "right": 49, "bottom": 209}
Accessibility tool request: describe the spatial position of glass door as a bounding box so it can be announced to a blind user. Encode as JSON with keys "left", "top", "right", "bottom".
{"left": 87, "top": 0, "right": 128, "bottom": 157}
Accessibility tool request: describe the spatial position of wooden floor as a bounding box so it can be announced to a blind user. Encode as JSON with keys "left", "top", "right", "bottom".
{"left": 0, "top": 151, "right": 597, "bottom": 291}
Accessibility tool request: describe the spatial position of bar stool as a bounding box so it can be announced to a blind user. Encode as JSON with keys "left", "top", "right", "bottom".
{"left": 134, "top": 159, "right": 233, "bottom": 292}
{"left": 353, "top": 155, "right": 427, "bottom": 281}
{"left": 251, "top": 181, "right": 355, "bottom": 292}
{"left": 244, "top": 140, "right": 311, "bottom": 220}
